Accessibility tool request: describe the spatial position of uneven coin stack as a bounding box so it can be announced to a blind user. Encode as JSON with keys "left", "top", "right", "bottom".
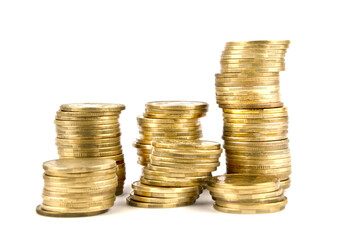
{"left": 208, "top": 174, "right": 287, "bottom": 214}
{"left": 127, "top": 140, "right": 222, "bottom": 208}
{"left": 55, "top": 103, "right": 126, "bottom": 195}
{"left": 215, "top": 40, "right": 292, "bottom": 188}
{"left": 133, "top": 101, "right": 208, "bottom": 166}
{"left": 36, "top": 159, "right": 117, "bottom": 217}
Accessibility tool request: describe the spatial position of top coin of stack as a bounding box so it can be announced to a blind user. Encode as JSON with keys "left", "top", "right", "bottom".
{"left": 208, "top": 174, "right": 287, "bottom": 214}
{"left": 133, "top": 101, "right": 208, "bottom": 166}
{"left": 54, "top": 103, "right": 126, "bottom": 195}
{"left": 36, "top": 159, "right": 118, "bottom": 217}
{"left": 216, "top": 40, "right": 290, "bottom": 109}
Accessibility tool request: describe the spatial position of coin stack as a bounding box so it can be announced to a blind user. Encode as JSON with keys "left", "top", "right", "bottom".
{"left": 36, "top": 159, "right": 117, "bottom": 217}
{"left": 55, "top": 103, "right": 126, "bottom": 195}
{"left": 208, "top": 174, "right": 287, "bottom": 214}
{"left": 215, "top": 40, "right": 291, "bottom": 188}
{"left": 127, "top": 140, "right": 222, "bottom": 208}
{"left": 133, "top": 101, "right": 208, "bottom": 166}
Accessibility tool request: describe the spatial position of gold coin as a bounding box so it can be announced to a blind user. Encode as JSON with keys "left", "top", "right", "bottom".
{"left": 150, "top": 155, "right": 220, "bottom": 164}
{"left": 153, "top": 147, "right": 222, "bottom": 155}
{"left": 216, "top": 72, "right": 279, "bottom": 78}
{"left": 209, "top": 188, "right": 284, "bottom": 201}
{"left": 36, "top": 205, "right": 108, "bottom": 217}
{"left": 143, "top": 112, "right": 206, "bottom": 119}
{"left": 129, "top": 192, "right": 197, "bottom": 204}
{"left": 55, "top": 115, "right": 119, "bottom": 121}
{"left": 209, "top": 174, "right": 279, "bottom": 190}
{"left": 133, "top": 142, "right": 152, "bottom": 149}
{"left": 147, "top": 164, "right": 214, "bottom": 173}
{"left": 150, "top": 159, "right": 220, "bottom": 169}
{"left": 140, "top": 176, "right": 201, "bottom": 187}
{"left": 212, "top": 194, "right": 284, "bottom": 204}
{"left": 152, "top": 139, "right": 221, "bottom": 150}
{"left": 225, "top": 158, "right": 291, "bottom": 166}
{"left": 226, "top": 40, "right": 290, "bottom": 45}
{"left": 152, "top": 151, "right": 221, "bottom": 159}
{"left": 42, "top": 197, "right": 115, "bottom": 208}
{"left": 43, "top": 174, "right": 116, "bottom": 183}
{"left": 219, "top": 103, "right": 283, "bottom": 109}
{"left": 55, "top": 119, "right": 119, "bottom": 126}
{"left": 223, "top": 49, "right": 287, "bottom": 55}
{"left": 57, "top": 133, "right": 121, "bottom": 140}
{"left": 216, "top": 81, "right": 279, "bottom": 87}
{"left": 56, "top": 110, "right": 120, "bottom": 117}
{"left": 213, "top": 203, "right": 286, "bottom": 214}
{"left": 143, "top": 168, "right": 211, "bottom": 178}
{"left": 221, "top": 54, "right": 286, "bottom": 59}
{"left": 139, "top": 135, "right": 202, "bottom": 141}
{"left": 132, "top": 181, "right": 201, "bottom": 193}
{"left": 143, "top": 174, "right": 209, "bottom": 184}
{"left": 43, "top": 183, "right": 117, "bottom": 194}
{"left": 58, "top": 150, "right": 122, "bottom": 158}
{"left": 56, "top": 128, "right": 120, "bottom": 134}
{"left": 41, "top": 202, "right": 114, "bottom": 213}
{"left": 280, "top": 178, "right": 291, "bottom": 189}
{"left": 224, "top": 44, "right": 289, "bottom": 50}
{"left": 222, "top": 135, "right": 287, "bottom": 142}
{"left": 57, "top": 145, "right": 122, "bottom": 153}
{"left": 224, "top": 107, "right": 287, "bottom": 115}
{"left": 226, "top": 162, "right": 291, "bottom": 170}
{"left": 126, "top": 197, "right": 195, "bottom": 208}
{"left": 41, "top": 193, "right": 115, "bottom": 203}
{"left": 139, "top": 122, "right": 200, "bottom": 128}
{"left": 60, "top": 103, "right": 125, "bottom": 112}
{"left": 220, "top": 58, "right": 285, "bottom": 63}
{"left": 146, "top": 101, "right": 208, "bottom": 110}
{"left": 139, "top": 126, "right": 201, "bottom": 132}
{"left": 43, "top": 159, "right": 116, "bottom": 173}
{"left": 44, "top": 178, "right": 117, "bottom": 188}
{"left": 145, "top": 108, "right": 207, "bottom": 114}
{"left": 216, "top": 196, "right": 287, "bottom": 209}
{"left": 134, "top": 189, "right": 199, "bottom": 198}
{"left": 137, "top": 116, "right": 199, "bottom": 124}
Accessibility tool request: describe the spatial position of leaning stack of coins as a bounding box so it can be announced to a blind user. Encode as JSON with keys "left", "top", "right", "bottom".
{"left": 127, "top": 140, "right": 222, "bottom": 208}
{"left": 36, "top": 159, "right": 117, "bottom": 217}
{"left": 133, "top": 101, "right": 208, "bottom": 166}
{"left": 215, "top": 41, "right": 292, "bottom": 188}
{"left": 208, "top": 174, "right": 287, "bottom": 214}
{"left": 55, "top": 103, "right": 126, "bottom": 195}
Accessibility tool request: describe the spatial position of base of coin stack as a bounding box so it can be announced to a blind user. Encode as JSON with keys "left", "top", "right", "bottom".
{"left": 208, "top": 174, "right": 287, "bottom": 214}
{"left": 133, "top": 101, "right": 208, "bottom": 166}
{"left": 54, "top": 103, "right": 126, "bottom": 195}
{"left": 215, "top": 41, "right": 292, "bottom": 190}
{"left": 127, "top": 140, "right": 222, "bottom": 208}
{"left": 36, "top": 159, "right": 117, "bottom": 217}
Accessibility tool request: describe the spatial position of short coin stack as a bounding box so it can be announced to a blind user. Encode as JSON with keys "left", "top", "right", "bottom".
{"left": 127, "top": 140, "right": 222, "bottom": 208}
{"left": 215, "top": 41, "right": 292, "bottom": 188}
{"left": 55, "top": 103, "right": 126, "bottom": 195}
{"left": 36, "top": 159, "right": 117, "bottom": 217}
{"left": 133, "top": 101, "right": 208, "bottom": 166}
{"left": 208, "top": 174, "right": 287, "bottom": 214}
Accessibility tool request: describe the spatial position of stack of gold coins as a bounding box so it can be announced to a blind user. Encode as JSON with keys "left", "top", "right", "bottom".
{"left": 127, "top": 140, "right": 222, "bottom": 208}
{"left": 55, "top": 103, "right": 126, "bottom": 195}
{"left": 208, "top": 174, "right": 287, "bottom": 214}
{"left": 36, "top": 159, "right": 117, "bottom": 217}
{"left": 133, "top": 101, "right": 208, "bottom": 166}
{"left": 215, "top": 41, "right": 292, "bottom": 189}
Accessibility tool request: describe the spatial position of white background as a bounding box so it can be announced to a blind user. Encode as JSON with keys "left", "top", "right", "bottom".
{"left": 0, "top": 0, "right": 359, "bottom": 239}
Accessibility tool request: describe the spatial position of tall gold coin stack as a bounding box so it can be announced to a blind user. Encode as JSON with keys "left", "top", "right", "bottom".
{"left": 208, "top": 174, "right": 287, "bottom": 214}
{"left": 127, "top": 140, "right": 222, "bottom": 208}
{"left": 215, "top": 40, "right": 292, "bottom": 189}
{"left": 36, "top": 159, "right": 117, "bottom": 217}
{"left": 133, "top": 101, "right": 208, "bottom": 166}
{"left": 55, "top": 103, "right": 126, "bottom": 195}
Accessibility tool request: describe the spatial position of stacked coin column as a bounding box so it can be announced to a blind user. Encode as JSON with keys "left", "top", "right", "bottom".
{"left": 54, "top": 103, "right": 126, "bottom": 195}
{"left": 37, "top": 159, "right": 118, "bottom": 217}
{"left": 133, "top": 101, "right": 208, "bottom": 166}
{"left": 127, "top": 140, "right": 221, "bottom": 208}
{"left": 215, "top": 41, "right": 291, "bottom": 189}
{"left": 208, "top": 174, "right": 287, "bottom": 214}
